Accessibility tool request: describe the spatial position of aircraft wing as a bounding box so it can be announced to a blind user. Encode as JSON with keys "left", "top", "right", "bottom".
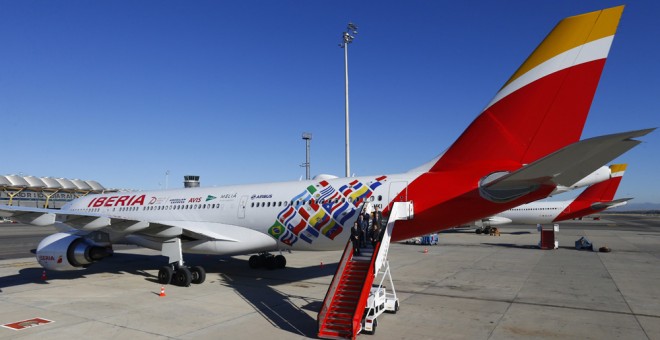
{"left": 591, "top": 197, "right": 632, "bottom": 210}
{"left": 0, "top": 204, "right": 241, "bottom": 242}
{"left": 0, "top": 205, "right": 59, "bottom": 226}
{"left": 480, "top": 129, "right": 654, "bottom": 202}
{"left": 148, "top": 221, "right": 240, "bottom": 242}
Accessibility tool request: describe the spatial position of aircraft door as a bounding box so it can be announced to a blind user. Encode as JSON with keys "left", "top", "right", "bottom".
{"left": 388, "top": 181, "right": 408, "bottom": 203}
{"left": 238, "top": 195, "right": 248, "bottom": 219}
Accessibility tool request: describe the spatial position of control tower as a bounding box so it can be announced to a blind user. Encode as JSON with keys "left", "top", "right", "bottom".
{"left": 184, "top": 175, "right": 200, "bottom": 188}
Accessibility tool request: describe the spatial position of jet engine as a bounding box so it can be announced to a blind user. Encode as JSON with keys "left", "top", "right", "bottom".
{"left": 475, "top": 216, "right": 513, "bottom": 227}
{"left": 36, "top": 232, "right": 112, "bottom": 271}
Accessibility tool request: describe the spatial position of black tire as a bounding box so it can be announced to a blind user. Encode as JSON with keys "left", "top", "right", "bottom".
{"left": 275, "top": 255, "right": 286, "bottom": 269}
{"left": 395, "top": 300, "right": 399, "bottom": 313}
{"left": 249, "top": 255, "right": 262, "bottom": 269}
{"left": 190, "top": 266, "right": 206, "bottom": 284}
{"left": 158, "top": 266, "right": 173, "bottom": 285}
{"left": 174, "top": 267, "right": 192, "bottom": 287}
{"left": 475, "top": 228, "right": 482, "bottom": 235}
{"left": 265, "top": 256, "right": 277, "bottom": 270}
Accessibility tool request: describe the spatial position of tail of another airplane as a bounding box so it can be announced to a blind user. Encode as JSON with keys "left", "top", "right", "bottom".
{"left": 430, "top": 6, "right": 624, "bottom": 172}
{"left": 573, "top": 164, "right": 626, "bottom": 203}
{"left": 554, "top": 164, "right": 629, "bottom": 221}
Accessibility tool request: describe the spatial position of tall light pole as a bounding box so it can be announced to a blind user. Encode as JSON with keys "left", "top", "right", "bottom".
{"left": 165, "top": 170, "right": 170, "bottom": 189}
{"left": 301, "top": 132, "right": 312, "bottom": 180}
{"left": 340, "top": 22, "right": 358, "bottom": 178}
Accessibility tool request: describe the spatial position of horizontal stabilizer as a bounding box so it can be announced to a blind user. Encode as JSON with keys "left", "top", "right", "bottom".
{"left": 480, "top": 128, "right": 654, "bottom": 202}
{"left": 591, "top": 197, "right": 632, "bottom": 210}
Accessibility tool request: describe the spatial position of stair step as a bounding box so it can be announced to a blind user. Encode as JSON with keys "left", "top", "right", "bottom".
{"left": 318, "top": 330, "right": 352, "bottom": 340}
{"left": 336, "top": 289, "right": 360, "bottom": 295}
{"left": 348, "top": 261, "right": 369, "bottom": 266}
{"left": 319, "top": 328, "right": 352, "bottom": 338}
{"left": 334, "top": 290, "right": 359, "bottom": 297}
{"left": 334, "top": 298, "right": 358, "bottom": 304}
{"left": 326, "top": 317, "right": 352, "bottom": 324}
{"left": 326, "top": 311, "right": 352, "bottom": 318}
{"left": 345, "top": 268, "right": 365, "bottom": 272}
{"left": 328, "top": 307, "right": 353, "bottom": 314}
{"left": 323, "top": 323, "right": 353, "bottom": 331}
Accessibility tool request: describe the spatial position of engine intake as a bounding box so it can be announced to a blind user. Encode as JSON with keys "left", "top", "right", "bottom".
{"left": 68, "top": 238, "right": 112, "bottom": 267}
{"left": 37, "top": 232, "right": 112, "bottom": 271}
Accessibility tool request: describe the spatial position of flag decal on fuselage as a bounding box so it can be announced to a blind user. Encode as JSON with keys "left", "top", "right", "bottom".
{"left": 267, "top": 176, "right": 387, "bottom": 245}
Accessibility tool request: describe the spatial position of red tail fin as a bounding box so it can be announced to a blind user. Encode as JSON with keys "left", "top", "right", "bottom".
{"left": 554, "top": 164, "right": 626, "bottom": 221}
{"left": 431, "top": 6, "right": 624, "bottom": 172}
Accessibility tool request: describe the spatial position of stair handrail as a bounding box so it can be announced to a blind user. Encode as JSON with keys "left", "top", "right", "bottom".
{"left": 373, "top": 201, "right": 413, "bottom": 276}
{"left": 317, "top": 237, "right": 354, "bottom": 334}
{"left": 318, "top": 202, "right": 368, "bottom": 337}
{"left": 351, "top": 240, "right": 380, "bottom": 337}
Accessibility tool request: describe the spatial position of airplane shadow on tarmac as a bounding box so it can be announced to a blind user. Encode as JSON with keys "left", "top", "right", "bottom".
{"left": 0, "top": 251, "right": 162, "bottom": 291}
{"left": 481, "top": 243, "right": 539, "bottom": 249}
{"left": 1, "top": 251, "right": 338, "bottom": 338}
{"left": 199, "top": 254, "right": 338, "bottom": 338}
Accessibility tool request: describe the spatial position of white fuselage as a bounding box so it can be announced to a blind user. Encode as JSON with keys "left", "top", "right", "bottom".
{"left": 63, "top": 173, "right": 418, "bottom": 254}
{"left": 495, "top": 201, "right": 569, "bottom": 225}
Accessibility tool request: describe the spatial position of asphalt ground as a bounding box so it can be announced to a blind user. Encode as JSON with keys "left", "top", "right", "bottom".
{"left": 0, "top": 214, "right": 659, "bottom": 339}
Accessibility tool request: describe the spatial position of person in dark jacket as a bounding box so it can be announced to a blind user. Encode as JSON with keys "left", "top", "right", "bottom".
{"left": 350, "top": 221, "right": 361, "bottom": 255}
{"left": 369, "top": 222, "right": 380, "bottom": 248}
{"left": 357, "top": 214, "right": 368, "bottom": 247}
{"left": 372, "top": 205, "right": 383, "bottom": 230}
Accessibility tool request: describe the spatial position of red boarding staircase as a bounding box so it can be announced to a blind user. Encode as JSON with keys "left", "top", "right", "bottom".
{"left": 318, "top": 202, "right": 414, "bottom": 339}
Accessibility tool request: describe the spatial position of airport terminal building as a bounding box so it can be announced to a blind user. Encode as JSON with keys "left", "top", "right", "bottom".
{"left": 0, "top": 175, "right": 116, "bottom": 209}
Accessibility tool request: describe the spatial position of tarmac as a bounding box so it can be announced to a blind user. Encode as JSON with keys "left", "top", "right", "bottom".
{"left": 0, "top": 215, "right": 659, "bottom": 339}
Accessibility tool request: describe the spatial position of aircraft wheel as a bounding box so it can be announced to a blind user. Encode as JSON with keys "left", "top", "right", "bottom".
{"left": 249, "top": 255, "right": 262, "bottom": 269}
{"left": 275, "top": 255, "right": 286, "bottom": 269}
{"left": 158, "top": 266, "right": 173, "bottom": 284}
{"left": 265, "top": 256, "right": 277, "bottom": 270}
{"left": 475, "top": 228, "right": 482, "bottom": 235}
{"left": 190, "top": 266, "right": 206, "bottom": 284}
{"left": 174, "top": 267, "right": 192, "bottom": 287}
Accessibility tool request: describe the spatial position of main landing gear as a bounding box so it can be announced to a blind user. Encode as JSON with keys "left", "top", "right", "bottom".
{"left": 248, "top": 252, "right": 287, "bottom": 270}
{"left": 158, "top": 264, "right": 206, "bottom": 287}
{"left": 158, "top": 237, "right": 206, "bottom": 287}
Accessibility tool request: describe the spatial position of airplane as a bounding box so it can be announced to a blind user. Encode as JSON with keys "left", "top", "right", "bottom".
{"left": 474, "top": 164, "right": 630, "bottom": 232}
{"left": 0, "top": 5, "right": 653, "bottom": 287}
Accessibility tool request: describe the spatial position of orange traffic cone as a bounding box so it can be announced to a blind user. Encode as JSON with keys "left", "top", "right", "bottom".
{"left": 159, "top": 285, "right": 166, "bottom": 297}
{"left": 41, "top": 270, "right": 47, "bottom": 280}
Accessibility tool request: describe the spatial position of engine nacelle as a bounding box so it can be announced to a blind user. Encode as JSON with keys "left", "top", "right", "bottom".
{"left": 475, "top": 216, "right": 513, "bottom": 227}
{"left": 36, "top": 232, "right": 112, "bottom": 271}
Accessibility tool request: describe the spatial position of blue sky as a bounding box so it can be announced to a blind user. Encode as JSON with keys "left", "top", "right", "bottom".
{"left": 1, "top": 1, "right": 658, "bottom": 203}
